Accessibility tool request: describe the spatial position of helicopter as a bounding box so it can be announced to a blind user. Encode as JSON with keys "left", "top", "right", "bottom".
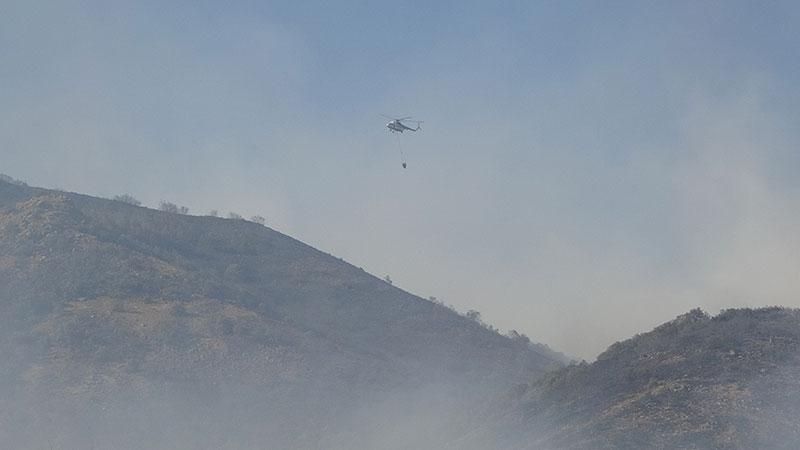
{"left": 382, "top": 115, "right": 422, "bottom": 133}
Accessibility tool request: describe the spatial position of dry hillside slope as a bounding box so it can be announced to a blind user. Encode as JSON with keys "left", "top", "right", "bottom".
{"left": 0, "top": 178, "right": 561, "bottom": 449}
{"left": 471, "top": 307, "right": 800, "bottom": 450}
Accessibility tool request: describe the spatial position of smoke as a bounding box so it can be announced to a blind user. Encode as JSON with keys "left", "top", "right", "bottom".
{"left": 0, "top": 373, "right": 514, "bottom": 450}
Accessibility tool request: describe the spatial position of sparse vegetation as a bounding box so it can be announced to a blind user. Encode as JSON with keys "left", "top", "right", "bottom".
{"left": 112, "top": 194, "right": 141, "bottom": 206}
{"left": 507, "top": 329, "right": 531, "bottom": 345}
{"left": 159, "top": 201, "right": 189, "bottom": 215}
{"left": 484, "top": 307, "right": 800, "bottom": 449}
{"left": 7, "top": 181, "right": 798, "bottom": 450}
{"left": 0, "top": 173, "right": 27, "bottom": 186}
{"left": 1, "top": 182, "right": 555, "bottom": 450}
{"left": 465, "top": 309, "right": 482, "bottom": 323}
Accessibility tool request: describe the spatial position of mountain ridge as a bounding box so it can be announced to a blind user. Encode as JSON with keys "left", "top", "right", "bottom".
{"left": 469, "top": 307, "right": 800, "bottom": 449}
{"left": 0, "top": 176, "right": 561, "bottom": 449}
{"left": 6, "top": 176, "right": 798, "bottom": 449}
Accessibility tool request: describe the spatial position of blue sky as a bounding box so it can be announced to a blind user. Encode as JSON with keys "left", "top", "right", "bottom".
{"left": 3, "top": 1, "right": 800, "bottom": 358}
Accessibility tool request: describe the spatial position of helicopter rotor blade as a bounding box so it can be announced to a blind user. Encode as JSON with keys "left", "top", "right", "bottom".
{"left": 381, "top": 114, "right": 422, "bottom": 123}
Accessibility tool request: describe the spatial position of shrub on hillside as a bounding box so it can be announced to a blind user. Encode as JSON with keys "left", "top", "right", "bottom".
{"left": 113, "top": 194, "right": 142, "bottom": 206}
{"left": 159, "top": 201, "right": 189, "bottom": 215}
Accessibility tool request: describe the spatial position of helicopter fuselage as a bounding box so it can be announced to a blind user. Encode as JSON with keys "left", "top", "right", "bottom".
{"left": 387, "top": 120, "right": 417, "bottom": 133}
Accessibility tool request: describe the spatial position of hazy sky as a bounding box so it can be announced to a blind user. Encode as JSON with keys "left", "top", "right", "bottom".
{"left": 3, "top": 1, "right": 800, "bottom": 358}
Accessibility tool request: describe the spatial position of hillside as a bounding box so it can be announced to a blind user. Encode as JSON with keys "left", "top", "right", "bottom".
{"left": 9, "top": 177, "right": 797, "bottom": 450}
{"left": 471, "top": 307, "right": 800, "bottom": 450}
{"left": 0, "top": 178, "right": 561, "bottom": 449}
